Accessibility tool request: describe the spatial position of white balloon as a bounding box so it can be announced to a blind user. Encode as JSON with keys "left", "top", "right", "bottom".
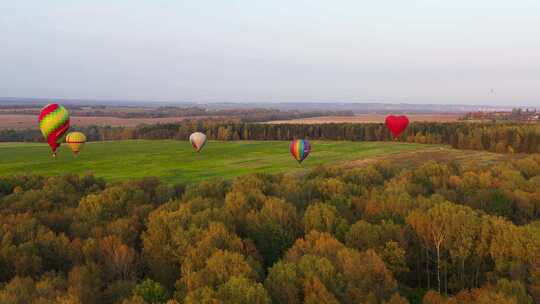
{"left": 189, "top": 132, "right": 207, "bottom": 152}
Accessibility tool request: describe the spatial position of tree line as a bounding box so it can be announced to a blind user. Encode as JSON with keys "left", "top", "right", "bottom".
{"left": 2, "top": 120, "right": 540, "bottom": 154}
{"left": 0, "top": 154, "right": 539, "bottom": 303}
{"left": 0, "top": 106, "right": 353, "bottom": 121}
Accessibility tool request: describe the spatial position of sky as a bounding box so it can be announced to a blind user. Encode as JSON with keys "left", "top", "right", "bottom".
{"left": 1, "top": 0, "right": 539, "bottom": 106}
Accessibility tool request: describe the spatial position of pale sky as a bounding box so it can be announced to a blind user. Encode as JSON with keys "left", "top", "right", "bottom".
{"left": 1, "top": 0, "right": 539, "bottom": 105}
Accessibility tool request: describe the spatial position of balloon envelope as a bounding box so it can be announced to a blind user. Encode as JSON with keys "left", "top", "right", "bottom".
{"left": 290, "top": 139, "right": 311, "bottom": 163}
{"left": 38, "top": 104, "right": 70, "bottom": 155}
{"left": 66, "top": 132, "right": 86, "bottom": 154}
{"left": 189, "top": 132, "right": 207, "bottom": 152}
{"left": 385, "top": 115, "right": 409, "bottom": 138}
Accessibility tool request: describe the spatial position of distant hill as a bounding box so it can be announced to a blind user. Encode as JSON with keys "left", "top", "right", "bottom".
{"left": 0, "top": 96, "right": 517, "bottom": 113}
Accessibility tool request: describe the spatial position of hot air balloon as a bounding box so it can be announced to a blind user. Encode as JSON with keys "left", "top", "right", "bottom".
{"left": 290, "top": 139, "right": 311, "bottom": 164}
{"left": 38, "top": 103, "right": 70, "bottom": 157}
{"left": 189, "top": 132, "right": 207, "bottom": 152}
{"left": 385, "top": 115, "right": 409, "bottom": 139}
{"left": 66, "top": 132, "right": 86, "bottom": 155}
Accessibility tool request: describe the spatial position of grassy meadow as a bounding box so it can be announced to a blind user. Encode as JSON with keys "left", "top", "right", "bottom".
{"left": 0, "top": 140, "right": 434, "bottom": 183}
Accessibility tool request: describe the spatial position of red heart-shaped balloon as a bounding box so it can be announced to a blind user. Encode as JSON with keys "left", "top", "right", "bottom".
{"left": 385, "top": 115, "right": 409, "bottom": 138}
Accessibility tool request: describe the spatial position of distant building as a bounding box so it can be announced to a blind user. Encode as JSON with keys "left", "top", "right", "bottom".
{"left": 461, "top": 108, "right": 539, "bottom": 122}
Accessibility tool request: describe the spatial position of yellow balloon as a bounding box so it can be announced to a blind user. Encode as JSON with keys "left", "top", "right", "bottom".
{"left": 65, "top": 132, "right": 86, "bottom": 155}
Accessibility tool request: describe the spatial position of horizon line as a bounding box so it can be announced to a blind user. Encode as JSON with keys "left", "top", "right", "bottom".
{"left": 1, "top": 96, "right": 536, "bottom": 108}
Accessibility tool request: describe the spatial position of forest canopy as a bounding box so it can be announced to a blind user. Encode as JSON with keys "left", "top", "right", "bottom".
{"left": 1, "top": 154, "right": 540, "bottom": 303}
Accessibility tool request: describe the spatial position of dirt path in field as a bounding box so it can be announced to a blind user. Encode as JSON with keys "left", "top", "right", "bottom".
{"left": 286, "top": 147, "right": 507, "bottom": 181}
{"left": 339, "top": 147, "right": 506, "bottom": 170}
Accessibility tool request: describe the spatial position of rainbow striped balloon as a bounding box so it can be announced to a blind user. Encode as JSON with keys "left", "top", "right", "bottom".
{"left": 290, "top": 139, "right": 311, "bottom": 164}
{"left": 38, "top": 104, "right": 70, "bottom": 156}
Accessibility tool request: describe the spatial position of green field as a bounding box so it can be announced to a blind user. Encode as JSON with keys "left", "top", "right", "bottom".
{"left": 0, "top": 140, "right": 434, "bottom": 183}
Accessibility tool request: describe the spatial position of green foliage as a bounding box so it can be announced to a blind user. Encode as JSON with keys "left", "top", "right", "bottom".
{"left": 133, "top": 279, "right": 168, "bottom": 304}
{"left": 303, "top": 202, "right": 349, "bottom": 240}
{"left": 215, "top": 276, "right": 271, "bottom": 304}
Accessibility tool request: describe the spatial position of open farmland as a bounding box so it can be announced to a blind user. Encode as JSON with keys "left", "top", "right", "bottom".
{"left": 0, "top": 114, "right": 205, "bottom": 129}
{"left": 0, "top": 113, "right": 461, "bottom": 129}
{"left": 0, "top": 140, "right": 435, "bottom": 183}
{"left": 265, "top": 113, "right": 462, "bottom": 124}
